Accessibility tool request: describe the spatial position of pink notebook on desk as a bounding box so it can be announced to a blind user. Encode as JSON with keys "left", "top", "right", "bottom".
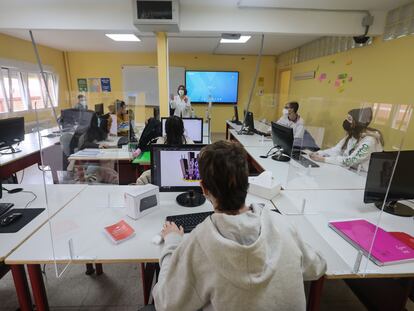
{"left": 329, "top": 219, "right": 414, "bottom": 266}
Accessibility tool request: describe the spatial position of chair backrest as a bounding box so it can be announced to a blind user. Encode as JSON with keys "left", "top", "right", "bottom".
{"left": 60, "top": 133, "right": 73, "bottom": 156}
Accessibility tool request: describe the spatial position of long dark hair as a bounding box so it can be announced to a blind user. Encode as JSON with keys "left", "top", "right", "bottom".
{"left": 165, "top": 116, "right": 186, "bottom": 145}
{"left": 85, "top": 113, "right": 107, "bottom": 143}
{"left": 342, "top": 125, "right": 384, "bottom": 151}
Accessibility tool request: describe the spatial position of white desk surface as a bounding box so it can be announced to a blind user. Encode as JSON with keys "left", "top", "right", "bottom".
{"left": 244, "top": 146, "right": 367, "bottom": 190}
{"left": 5, "top": 186, "right": 273, "bottom": 264}
{"left": 229, "top": 129, "right": 273, "bottom": 148}
{"left": 68, "top": 148, "right": 132, "bottom": 161}
{"left": 273, "top": 190, "right": 414, "bottom": 278}
{"left": 0, "top": 128, "right": 60, "bottom": 166}
{"left": 0, "top": 184, "right": 86, "bottom": 261}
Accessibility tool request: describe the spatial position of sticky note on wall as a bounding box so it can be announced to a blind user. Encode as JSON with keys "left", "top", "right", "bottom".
{"left": 338, "top": 73, "right": 348, "bottom": 79}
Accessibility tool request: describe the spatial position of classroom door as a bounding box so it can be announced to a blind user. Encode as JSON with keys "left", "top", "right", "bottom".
{"left": 277, "top": 70, "right": 291, "bottom": 118}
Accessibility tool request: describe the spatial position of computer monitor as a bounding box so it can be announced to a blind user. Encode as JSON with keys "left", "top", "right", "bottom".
{"left": 271, "top": 122, "right": 294, "bottom": 162}
{"left": 151, "top": 144, "right": 206, "bottom": 207}
{"left": 161, "top": 117, "right": 204, "bottom": 143}
{"left": 364, "top": 151, "right": 414, "bottom": 217}
{"left": 95, "top": 103, "right": 104, "bottom": 116}
{"left": 234, "top": 105, "right": 239, "bottom": 122}
{"left": 60, "top": 109, "right": 94, "bottom": 130}
{"left": 243, "top": 110, "right": 254, "bottom": 130}
{"left": 0, "top": 117, "right": 25, "bottom": 154}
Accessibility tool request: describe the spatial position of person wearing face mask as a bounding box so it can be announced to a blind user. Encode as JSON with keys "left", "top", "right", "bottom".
{"left": 74, "top": 94, "right": 87, "bottom": 110}
{"left": 170, "top": 85, "right": 192, "bottom": 118}
{"left": 310, "top": 107, "right": 384, "bottom": 172}
{"left": 152, "top": 141, "right": 326, "bottom": 311}
{"left": 276, "top": 101, "right": 305, "bottom": 139}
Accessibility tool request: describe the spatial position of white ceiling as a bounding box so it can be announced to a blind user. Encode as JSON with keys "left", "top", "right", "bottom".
{"left": 0, "top": 30, "right": 319, "bottom": 55}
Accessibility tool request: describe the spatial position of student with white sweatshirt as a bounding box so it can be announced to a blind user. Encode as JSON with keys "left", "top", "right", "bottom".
{"left": 153, "top": 141, "right": 327, "bottom": 311}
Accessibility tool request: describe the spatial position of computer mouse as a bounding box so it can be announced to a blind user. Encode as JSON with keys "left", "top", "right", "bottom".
{"left": 0, "top": 212, "right": 23, "bottom": 226}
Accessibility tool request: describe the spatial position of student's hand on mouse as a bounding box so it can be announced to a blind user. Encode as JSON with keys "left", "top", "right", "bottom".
{"left": 161, "top": 221, "right": 184, "bottom": 238}
{"left": 309, "top": 153, "right": 325, "bottom": 162}
{"left": 99, "top": 144, "right": 109, "bottom": 149}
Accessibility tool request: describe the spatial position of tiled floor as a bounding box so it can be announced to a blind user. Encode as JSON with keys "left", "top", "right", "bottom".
{"left": 1, "top": 133, "right": 413, "bottom": 310}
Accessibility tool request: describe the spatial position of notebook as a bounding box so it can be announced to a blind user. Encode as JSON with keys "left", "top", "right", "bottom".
{"left": 329, "top": 219, "right": 414, "bottom": 266}
{"left": 104, "top": 220, "right": 135, "bottom": 244}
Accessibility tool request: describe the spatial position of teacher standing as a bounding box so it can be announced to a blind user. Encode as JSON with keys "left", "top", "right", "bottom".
{"left": 170, "top": 85, "right": 191, "bottom": 117}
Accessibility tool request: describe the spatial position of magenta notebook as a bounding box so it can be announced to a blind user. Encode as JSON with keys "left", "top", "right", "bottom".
{"left": 329, "top": 219, "right": 414, "bottom": 266}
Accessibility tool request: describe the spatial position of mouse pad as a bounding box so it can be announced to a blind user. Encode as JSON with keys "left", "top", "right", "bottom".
{"left": 0, "top": 208, "right": 45, "bottom": 234}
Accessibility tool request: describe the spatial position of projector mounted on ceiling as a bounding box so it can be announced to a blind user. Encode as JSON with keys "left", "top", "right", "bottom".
{"left": 133, "top": 0, "right": 180, "bottom": 33}
{"left": 353, "top": 13, "right": 374, "bottom": 46}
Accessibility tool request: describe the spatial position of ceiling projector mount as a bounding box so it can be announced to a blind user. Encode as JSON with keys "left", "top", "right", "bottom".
{"left": 353, "top": 12, "right": 374, "bottom": 45}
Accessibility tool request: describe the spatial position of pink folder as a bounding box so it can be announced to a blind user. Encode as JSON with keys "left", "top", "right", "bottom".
{"left": 329, "top": 219, "right": 414, "bottom": 266}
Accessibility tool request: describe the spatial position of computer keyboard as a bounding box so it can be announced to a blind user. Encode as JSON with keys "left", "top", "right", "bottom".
{"left": 0, "top": 203, "right": 14, "bottom": 217}
{"left": 291, "top": 152, "right": 319, "bottom": 168}
{"left": 166, "top": 211, "right": 214, "bottom": 233}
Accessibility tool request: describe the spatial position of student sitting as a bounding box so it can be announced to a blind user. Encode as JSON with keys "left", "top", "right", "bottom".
{"left": 115, "top": 100, "right": 129, "bottom": 136}
{"left": 310, "top": 107, "right": 384, "bottom": 171}
{"left": 153, "top": 141, "right": 326, "bottom": 311}
{"left": 136, "top": 116, "right": 193, "bottom": 185}
{"left": 77, "top": 113, "right": 110, "bottom": 150}
{"left": 277, "top": 101, "right": 305, "bottom": 139}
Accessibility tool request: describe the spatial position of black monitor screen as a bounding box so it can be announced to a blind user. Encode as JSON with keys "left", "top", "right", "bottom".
{"left": 161, "top": 117, "right": 203, "bottom": 143}
{"left": 244, "top": 111, "right": 254, "bottom": 130}
{"left": 364, "top": 151, "right": 414, "bottom": 204}
{"left": 0, "top": 117, "right": 25, "bottom": 147}
{"left": 271, "top": 122, "right": 294, "bottom": 156}
{"left": 151, "top": 144, "right": 205, "bottom": 192}
{"left": 61, "top": 109, "right": 94, "bottom": 129}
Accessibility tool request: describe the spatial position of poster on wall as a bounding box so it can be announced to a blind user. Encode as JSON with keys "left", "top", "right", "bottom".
{"left": 101, "top": 78, "right": 111, "bottom": 92}
{"left": 77, "top": 78, "right": 88, "bottom": 92}
{"left": 88, "top": 78, "right": 101, "bottom": 92}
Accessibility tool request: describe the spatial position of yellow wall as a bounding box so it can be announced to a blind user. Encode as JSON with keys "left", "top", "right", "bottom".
{"left": 284, "top": 36, "right": 414, "bottom": 150}
{"left": 0, "top": 33, "right": 70, "bottom": 124}
{"left": 66, "top": 51, "right": 277, "bottom": 132}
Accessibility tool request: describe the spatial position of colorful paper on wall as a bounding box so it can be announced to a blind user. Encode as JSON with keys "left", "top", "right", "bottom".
{"left": 348, "top": 77, "right": 353, "bottom": 82}
{"left": 334, "top": 79, "right": 341, "bottom": 88}
{"left": 88, "top": 78, "right": 101, "bottom": 92}
{"left": 346, "top": 60, "right": 352, "bottom": 65}
{"left": 101, "top": 78, "right": 111, "bottom": 92}
{"left": 77, "top": 79, "right": 88, "bottom": 92}
{"left": 317, "top": 73, "right": 327, "bottom": 82}
{"left": 338, "top": 73, "right": 348, "bottom": 79}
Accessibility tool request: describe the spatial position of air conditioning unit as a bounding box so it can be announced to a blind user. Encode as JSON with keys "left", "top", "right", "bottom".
{"left": 133, "top": 0, "right": 180, "bottom": 33}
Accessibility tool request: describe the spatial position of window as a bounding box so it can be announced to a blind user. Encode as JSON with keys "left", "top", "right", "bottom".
{"left": 383, "top": 3, "right": 414, "bottom": 41}
{"left": 0, "top": 66, "right": 58, "bottom": 113}
{"left": 28, "top": 73, "right": 45, "bottom": 109}
{"left": 372, "top": 103, "right": 392, "bottom": 126}
{"left": 392, "top": 104, "right": 413, "bottom": 132}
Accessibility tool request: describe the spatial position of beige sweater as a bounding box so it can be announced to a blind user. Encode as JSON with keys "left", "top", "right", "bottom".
{"left": 153, "top": 204, "right": 326, "bottom": 311}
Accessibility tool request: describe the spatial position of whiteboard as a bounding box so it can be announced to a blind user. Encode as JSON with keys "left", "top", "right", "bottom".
{"left": 122, "top": 66, "right": 185, "bottom": 106}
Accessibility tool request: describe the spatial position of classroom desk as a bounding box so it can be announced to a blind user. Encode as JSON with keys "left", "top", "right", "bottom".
{"left": 273, "top": 190, "right": 414, "bottom": 309}
{"left": 0, "top": 184, "right": 86, "bottom": 310}
{"left": 244, "top": 146, "right": 367, "bottom": 190}
{"left": 0, "top": 128, "right": 61, "bottom": 179}
{"left": 5, "top": 186, "right": 274, "bottom": 311}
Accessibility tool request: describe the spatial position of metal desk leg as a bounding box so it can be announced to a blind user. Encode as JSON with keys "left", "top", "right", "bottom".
{"left": 95, "top": 263, "right": 103, "bottom": 275}
{"left": 27, "top": 264, "right": 49, "bottom": 311}
{"left": 11, "top": 265, "right": 33, "bottom": 311}
{"left": 307, "top": 276, "right": 325, "bottom": 311}
{"left": 141, "top": 263, "right": 160, "bottom": 305}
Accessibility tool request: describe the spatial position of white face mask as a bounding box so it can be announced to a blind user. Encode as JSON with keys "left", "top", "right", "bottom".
{"left": 178, "top": 90, "right": 184, "bottom": 96}
{"left": 282, "top": 108, "right": 289, "bottom": 116}
{"left": 80, "top": 99, "right": 87, "bottom": 106}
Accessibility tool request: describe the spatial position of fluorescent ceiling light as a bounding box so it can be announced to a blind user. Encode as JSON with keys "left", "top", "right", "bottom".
{"left": 105, "top": 34, "right": 141, "bottom": 42}
{"left": 220, "top": 35, "right": 251, "bottom": 43}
